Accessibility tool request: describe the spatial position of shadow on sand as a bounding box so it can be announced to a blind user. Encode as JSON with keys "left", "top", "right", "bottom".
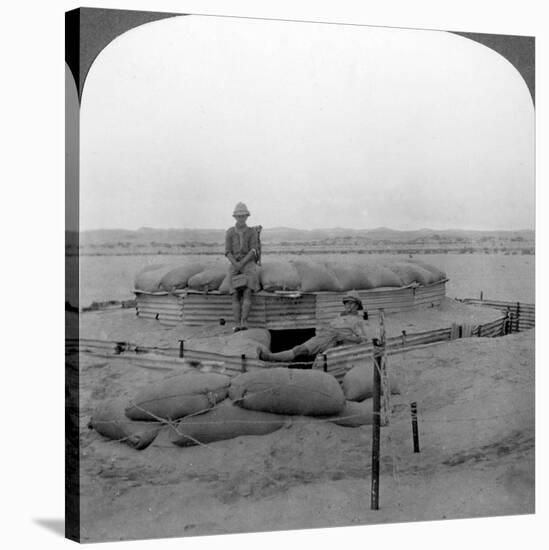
{"left": 34, "top": 518, "right": 65, "bottom": 537}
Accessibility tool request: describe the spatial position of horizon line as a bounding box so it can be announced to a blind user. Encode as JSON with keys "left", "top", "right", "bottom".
{"left": 76, "top": 226, "right": 536, "bottom": 233}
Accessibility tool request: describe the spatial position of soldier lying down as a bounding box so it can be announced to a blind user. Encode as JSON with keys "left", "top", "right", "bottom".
{"left": 258, "top": 291, "right": 368, "bottom": 362}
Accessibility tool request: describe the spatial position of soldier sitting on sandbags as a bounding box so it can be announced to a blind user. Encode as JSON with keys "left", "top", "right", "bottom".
{"left": 225, "top": 202, "right": 261, "bottom": 332}
{"left": 258, "top": 291, "right": 369, "bottom": 362}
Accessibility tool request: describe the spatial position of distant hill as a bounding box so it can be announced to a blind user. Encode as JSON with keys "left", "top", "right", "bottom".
{"left": 79, "top": 227, "right": 534, "bottom": 246}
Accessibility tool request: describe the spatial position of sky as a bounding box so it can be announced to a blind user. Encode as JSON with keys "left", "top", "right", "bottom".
{"left": 79, "top": 15, "right": 535, "bottom": 231}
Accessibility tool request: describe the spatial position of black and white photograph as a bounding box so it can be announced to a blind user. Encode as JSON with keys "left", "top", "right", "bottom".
{"left": 63, "top": 5, "right": 539, "bottom": 544}
{"left": 6, "top": 1, "right": 546, "bottom": 548}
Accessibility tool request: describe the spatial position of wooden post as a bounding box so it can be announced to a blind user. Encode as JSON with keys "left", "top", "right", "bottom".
{"left": 379, "top": 310, "right": 391, "bottom": 425}
{"left": 371, "top": 308, "right": 386, "bottom": 511}
{"left": 240, "top": 354, "right": 247, "bottom": 373}
{"left": 379, "top": 309, "right": 386, "bottom": 345}
{"left": 179, "top": 340, "right": 184, "bottom": 359}
{"left": 480, "top": 290, "right": 484, "bottom": 300}
{"left": 322, "top": 353, "right": 328, "bottom": 373}
{"left": 411, "top": 402, "right": 420, "bottom": 452}
{"left": 401, "top": 330, "right": 407, "bottom": 346}
{"left": 516, "top": 302, "right": 521, "bottom": 332}
{"left": 371, "top": 341, "right": 382, "bottom": 511}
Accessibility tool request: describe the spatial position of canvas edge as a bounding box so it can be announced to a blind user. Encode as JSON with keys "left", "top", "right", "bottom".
{"left": 65, "top": 7, "right": 81, "bottom": 543}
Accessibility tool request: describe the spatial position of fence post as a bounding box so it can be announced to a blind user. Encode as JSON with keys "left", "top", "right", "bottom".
{"left": 411, "top": 402, "right": 420, "bottom": 453}
{"left": 480, "top": 290, "right": 483, "bottom": 300}
{"left": 371, "top": 339, "right": 382, "bottom": 511}
{"left": 179, "top": 340, "right": 184, "bottom": 358}
{"left": 371, "top": 309, "right": 386, "bottom": 511}
{"left": 401, "top": 330, "right": 407, "bottom": 346}
{"left": 516, "top": 302, "right": 521, "bottom": 332}
{"left": 322, "top": 353, "right": 328, "bottom": 373}
{"left": 240, "top": 354, "right": 247, "bottom": 373}
{"left": 379, "top": 311, "right": 390, "bottom": 426}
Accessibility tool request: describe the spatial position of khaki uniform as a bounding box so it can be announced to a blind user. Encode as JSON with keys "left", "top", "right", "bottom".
{"left": 301, "top": 314, "right": 367, "bottom": 355}
{"left": 225, "top": 225, "right": 260, "bottom": 293}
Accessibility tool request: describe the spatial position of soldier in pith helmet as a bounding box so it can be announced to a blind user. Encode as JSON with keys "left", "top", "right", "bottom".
{"left": 225, "top": 202, "right": 261, "bottom": 331}
{"left": 259, "top": 291, "right": 368, "bottom": 362}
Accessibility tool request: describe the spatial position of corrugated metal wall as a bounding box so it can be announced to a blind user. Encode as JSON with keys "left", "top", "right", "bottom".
{"left": 135, "top": 292, "right": 184, "bottom": 325}
{"left": 135, "top": 281, "right": 447, "bottom": 328}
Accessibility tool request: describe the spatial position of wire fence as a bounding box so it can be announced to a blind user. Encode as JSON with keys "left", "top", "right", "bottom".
{"left": 67, "top": 298, "right": 534, "bottom": 377}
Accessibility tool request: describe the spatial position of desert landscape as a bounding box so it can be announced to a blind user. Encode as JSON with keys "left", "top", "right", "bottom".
{"left": 70, "top": 230, "right": 535, "bottom": 543}
{"left": 71, "top": 227, "right": 535, "bottom": 308}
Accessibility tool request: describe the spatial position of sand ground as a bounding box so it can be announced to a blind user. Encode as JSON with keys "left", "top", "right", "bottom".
{"left": 73, "top": 301, "right": 534, "bottom": 543}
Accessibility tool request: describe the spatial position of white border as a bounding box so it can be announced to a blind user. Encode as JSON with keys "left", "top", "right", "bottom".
{"left": 4, "top": 1, "right": 545, "bottom": 549}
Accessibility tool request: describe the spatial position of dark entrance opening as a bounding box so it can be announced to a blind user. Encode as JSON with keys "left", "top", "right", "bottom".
{"left": 268, "top": 328, "right": 317, "bottom": 369}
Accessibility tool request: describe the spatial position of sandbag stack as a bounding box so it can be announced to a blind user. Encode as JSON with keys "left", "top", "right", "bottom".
{"left": 134, "top": 263, "right": 179, "bottom": 293}
{"left": 90, "top": 360, "right": 395, "bottom": 449}
{"left": 186, "top": 264, "right": 228, "bottom": 291}
{"left": 169, "top": 400, "right": 286, "bottom": 447}
{"left": 159, "top": 263, "right": 207, "bottom": 291}
{"left": 228, "top": 367, "right": 345, "bottom": 416}
{"left": 125, "top": 371, "right": 231, "bottom": 421}
{"left": 89, "top": 370, "right": 231, "bottom": 449}
{"left": 88, "top": 398, "right": 164, "bottom": 450}
{"left": 324, "top": 363, "right": 403, "bottom": 427}
{"left": 341, "top": 364, "right": 401, "bottom": 402}
{"left": 134, "top": 257, "right": 446, "bottom": 294}
{"left": 259, "top": 260, "right": 301, "bottom": 291}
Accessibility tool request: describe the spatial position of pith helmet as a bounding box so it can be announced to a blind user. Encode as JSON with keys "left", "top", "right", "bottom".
{"left": 233, "top": 202, "right": 250, "bottom": 216}
{"left": 342, "top": 290, "right": 363, "bottom": 310}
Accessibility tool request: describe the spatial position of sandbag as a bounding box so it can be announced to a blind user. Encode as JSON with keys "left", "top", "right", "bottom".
{"left": 125, "top": 371, "right": 231, "bottom": 421}
{"left": 169, "top": 399, "right": 286, "bottom": 446}
{"left": 360, "top": 263, "right": 403, "bottom": 288}
{"left": 187, "top": 264, "right": 227, "bottom": 291}
{"left": 405, "top": 259, "right": 446, "bottom": 282}
{"left": 89, "top": 399, "right": 162, "bottom": 450}
{"left": 342, "top": 364, "right": 401, "bottom": 402}
{"left": 185, "top": 329, "right": 271, "bottom": 357}
{"left": 323, "top": 261, "right": 374, "bottom": 291}
{"left": 327, "top": 399, "right": 374, "bottom": 427}
{"left": 134, "top": 264, "right": 178, "bottom": 292}
{"left": 229, "top": 367, "right": 345, "bottom": 415}
{"left": 259, "top": 260, "right": 301, "bottom": 291}
{"left": 218, "top": 272, "right": 231, "bottom": 294}
{"left": 159, "top": 262, "right": 208, "bottom": 291}
{"left": 384, "top": 262, "right": 433, "bottom": 286}
{"left": 240, "top": 328, "right": 272, "bottom": 350}
{"left": 292, "top": 259, "right": 343, "bottom": 292}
